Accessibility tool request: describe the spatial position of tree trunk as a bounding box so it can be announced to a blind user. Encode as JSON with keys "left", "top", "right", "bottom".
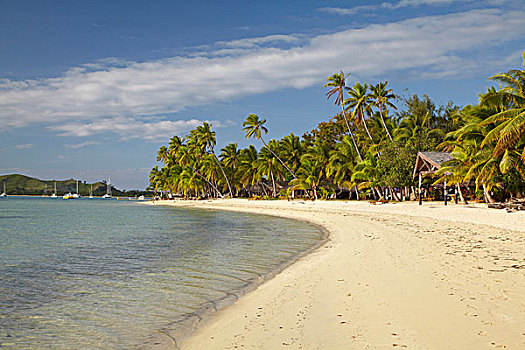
{"left": 261, "top": 138, "right": 296, "bottom": 178}
{"left": 340, "top": 107, "right": 363, "bottom": 161}
{"left": 261, "top": 182, "right": 268, "bottom": 197}
{"left": 378, "top": 103, "right": 393, "bottom": 141}
{"left": 457, "top": 184, "right": 468, "bottom": 204}
{"left": 373, "top": 187, "right": 381, "bottom": 200}
{"left": 389, "top": 186, "right": 401, "bottom": 201}
{"left": 210, "top": 146, "right": 233, "bottom": 197}
{"left": 354, "top": 185, "right": 360, "bottom": 200}
{"left": 482, "top": 184, "right": 496, "bottom": 203}
{"left": 360, "top": 108, "right": 374, "bottom": 141}
{"left": 270, "top": 169, "right": 277, "bottom": 197}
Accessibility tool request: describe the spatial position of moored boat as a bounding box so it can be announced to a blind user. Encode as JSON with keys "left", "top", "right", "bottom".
{"left": 102, "top": 178, "right": 112, "bottom": 198}
{"left": 0, "top": 182, "right": 7, "bottom": 197}
{"left": 63, "top": 193, "right": 74, "bottom": 200}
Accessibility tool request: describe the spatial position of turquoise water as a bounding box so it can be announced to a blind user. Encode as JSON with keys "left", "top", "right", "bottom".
{"left": 0, "top": 197, "right": 324, "bottom": 349}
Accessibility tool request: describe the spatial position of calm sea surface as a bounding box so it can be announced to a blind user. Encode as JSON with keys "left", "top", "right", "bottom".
{"left": 0, "top": 197, "right": 324, "bottom": 349}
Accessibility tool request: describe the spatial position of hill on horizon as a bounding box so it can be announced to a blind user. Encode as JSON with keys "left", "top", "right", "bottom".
{"left": 0, "top": 174, "right": 124, "bottom": 196}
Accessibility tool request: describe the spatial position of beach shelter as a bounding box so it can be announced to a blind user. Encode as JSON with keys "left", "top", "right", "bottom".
{"left": 413, "top": 151, "right": 453, "bottom": 205}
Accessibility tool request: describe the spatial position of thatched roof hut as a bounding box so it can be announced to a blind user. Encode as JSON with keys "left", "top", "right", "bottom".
{"left": 413, "top": 151, "right": 453, "bottom": 180}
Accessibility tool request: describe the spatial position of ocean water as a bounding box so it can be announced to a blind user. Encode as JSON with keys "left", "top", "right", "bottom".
{"left": 0, "top": 197, "right": 324, "bottom": 349}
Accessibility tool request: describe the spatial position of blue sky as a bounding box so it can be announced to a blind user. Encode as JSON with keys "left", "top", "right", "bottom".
{"left": 1, "top": 0, "right": 524, "bottom": 189}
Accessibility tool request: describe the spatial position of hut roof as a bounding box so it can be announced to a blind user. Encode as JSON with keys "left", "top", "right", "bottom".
{"left": 413, "top": 151, "right": 453, "bottom": 179}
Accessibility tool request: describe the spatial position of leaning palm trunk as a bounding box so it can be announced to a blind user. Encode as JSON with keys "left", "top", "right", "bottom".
{"left": 340, "top": 107, "right": 363, "bottom": 161}
{"left": 261, "top": 138, "right": 296, "bottom": 179}
{"left": 270, "top": 169, "right": 277, "bottom": 197}
{"left": 482, "top": 184, "right": 496, "bottom": 203}
{"left": 190, "top": 165, "right": 224, "bottom": 198}
{"left": 457, "top": 184, "right": 468, "bottom": 204}
{"left": 378, "top": 103, "right": 393, "bottom": 141}
{"left": 209, "top": 145, "right": 233, "bottom": 197}
{"left": 389, "top": 186, "right": 401, "bottom": 201}
{"left": 360, "top": 108, "right": 373, "bottom": 141}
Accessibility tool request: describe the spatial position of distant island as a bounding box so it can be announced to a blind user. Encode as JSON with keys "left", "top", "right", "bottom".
{"left": 0, "top": 174, "right": 151, "bottom": 197}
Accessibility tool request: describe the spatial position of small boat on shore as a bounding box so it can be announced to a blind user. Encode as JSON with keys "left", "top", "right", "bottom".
{"left": 63, "top": 193, "right": 74, "bottom": 200}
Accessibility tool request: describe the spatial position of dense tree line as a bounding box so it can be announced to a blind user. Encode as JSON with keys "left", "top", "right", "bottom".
{"left": 150, "top": 52, "right": 525, "bottom": 202}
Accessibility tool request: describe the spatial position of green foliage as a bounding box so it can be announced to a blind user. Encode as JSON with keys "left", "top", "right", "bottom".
{"left": 375, "top": 141, "right": 418, "bottom": 187}
{"left": 150, "top": 52, "right": 525, "bottom": 200}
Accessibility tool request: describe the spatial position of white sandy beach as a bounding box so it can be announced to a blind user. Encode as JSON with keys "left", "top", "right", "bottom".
{"left": 148, "top": 199, "right": 525, "bottom": 349}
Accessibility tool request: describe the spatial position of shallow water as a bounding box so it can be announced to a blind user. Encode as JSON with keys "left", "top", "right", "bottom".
{"left": 0, "top": 197, "right": 323, "bottom": 349}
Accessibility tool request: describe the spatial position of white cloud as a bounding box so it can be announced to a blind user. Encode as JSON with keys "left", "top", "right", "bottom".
{"left": 319, "top": 0, "right": 476, "bottom": 15}
{"left": 0, "top": 8, "right": 524, "bottom": 139}
{"left": 318, "top": 5, "right": 379, "bottom": 15}
{"left": 64, "top": 141, "right": 100, "bottom": 149}
{"left": 15, "top": 144, "right": 33, "bottom": 149}
{"left": 49, "top": 117, "right": 220, "bottom": 142}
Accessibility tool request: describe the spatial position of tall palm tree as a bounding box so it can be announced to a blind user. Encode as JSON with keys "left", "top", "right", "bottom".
{"left": 324, "top": 71, "right": 363, "bottom": 160}
{"left": 193, "top": 122, "right": 233, "bottom": 197}
{"left": 345, "top": 82, "right": 373, "bottom": 141}
{"left": 242, "top": 113, "right": 296, "bottom": 178}
{"left": 370, "top": 81, "right": 396, "bottom": 140}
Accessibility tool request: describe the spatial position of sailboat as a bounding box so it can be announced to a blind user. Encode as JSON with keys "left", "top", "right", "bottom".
{"left": 72, "top": 180, "right": 81, "bottom": 199}
{"left": 0, "top": 182, "right": 7, "bottom": 197}
{"left": 42, "top": 184, "right": 48, "bottom": 197}
{"left": 50, "top": 182, "right": 58, "bottom": 198}
{"left": 89, "top": 185, "right": 93, "bottom": 199}
{"left": 102, "top": 178, "right": 112, "bottom": 198}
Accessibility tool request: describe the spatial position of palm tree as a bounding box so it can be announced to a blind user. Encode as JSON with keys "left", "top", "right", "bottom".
{"left": 156, "top": 145, "right": 168, "bottom": 164}
{"left": 370, "top": 81, "right": 396, "bottom": 140}
{"left": 345, "top": 82, "right": 373, "bottom": 141}
{"left": 256, "top": 142, "right": 285, "bottom": 197}
{"left": 352, "top": 151, "right": 382, "bottom": 199}
{"left": 328, "top": 135, "right": 358, "bottom": 198}
{"left": 238, "top": 145, "right": 260, "bottom": 195}
{"left": 220, "top": 143, "right": 241, "bottom": 196}
{"left": 175, "top": 143, "right": 224, "bottom": 198}
{"left": 479, "top": 52, "right": 525, "bottom": 161}
{"left": 279, "top": 133, "right": 303, "bottom": 177}
{"left": 168, "top": 135, "right": 184, "bottom": 156}
{"left": 242, "top": 113, "right": 296, "bottom": 178}
{"left": 193, "top": 122, "right": 234, "bottom": 197}
{"left": 324, "top": 71, "right": 363, "bottom": 160}
{"left": 290, "top": 159, "right": 324, "bottom": 200}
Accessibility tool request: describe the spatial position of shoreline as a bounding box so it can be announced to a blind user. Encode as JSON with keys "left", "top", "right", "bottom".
{"left": 147, "top": 199, "right": 525, "bottom": 349}
{"left": 140, "top": 204, "right": 330, "bottom": 350}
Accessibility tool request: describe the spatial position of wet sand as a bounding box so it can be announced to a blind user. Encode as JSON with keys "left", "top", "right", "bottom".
{"left": 149, "top": 199, "right": 525, "bottom": 349}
